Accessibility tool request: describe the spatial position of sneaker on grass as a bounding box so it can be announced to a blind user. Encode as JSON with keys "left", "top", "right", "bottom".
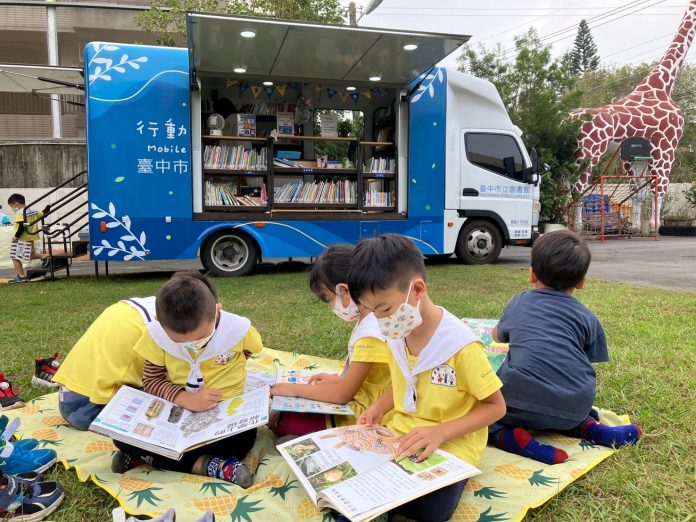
{"left": 0, "top": 472, "right": 64, "bottom": 522}
{"left": 0, "top": 375, "right": 24, "bottom": 411}
{"left": 0, "top": 440, "right": 57, "bottom": 475}
{"left": 31, "top": 354, "right": 61, "bottom": 388}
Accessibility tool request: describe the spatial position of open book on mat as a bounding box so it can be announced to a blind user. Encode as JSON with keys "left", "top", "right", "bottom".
{"left": 89, "top": 385, "right": 270, "bottom": 460}
{"left": 271, "top": 369, "right": 354, "bottom": 416}
{"left": 277, "top": 425, "right": 480, "bottom": 522}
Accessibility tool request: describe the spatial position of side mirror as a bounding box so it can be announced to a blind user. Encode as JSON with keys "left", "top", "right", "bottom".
{"left": 524, "top": 148, "right": 539, "bottom": 184}
{"left": 503, "top": 156, "right": 516, "bottom": 177}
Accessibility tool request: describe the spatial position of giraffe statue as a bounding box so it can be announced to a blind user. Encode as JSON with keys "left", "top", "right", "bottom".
{"left": 571, "top": 0, "right": 696, "bottom": 230}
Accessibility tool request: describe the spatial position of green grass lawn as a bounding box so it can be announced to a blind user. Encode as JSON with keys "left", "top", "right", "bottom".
{"left": 2, "top": 263, "right": 695, "bottom": 521}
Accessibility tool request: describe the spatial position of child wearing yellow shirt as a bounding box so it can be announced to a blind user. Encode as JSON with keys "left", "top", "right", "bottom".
{"left": 350, "top": 234, "right": 506, "bottom": 522}
{"left": 111, "top": 272, "right": 263, "bottom": 488}
{"left": 270, "top": 245, "right": 391, "bottom": 436}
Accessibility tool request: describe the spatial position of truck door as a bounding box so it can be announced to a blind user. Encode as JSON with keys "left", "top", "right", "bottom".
{"left": 459, "top": 131, "right": 533, "bottom": 240}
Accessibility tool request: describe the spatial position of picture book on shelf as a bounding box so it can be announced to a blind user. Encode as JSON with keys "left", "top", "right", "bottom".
{"left": 277, "top": 425, "right": 480, "bottom": 522}
{"left": 320, "top": 113, "right": 338, "bottom": 137}
{"left": 276, "top": 112, "right": 295, "bottom": 135}
{"left": 89, "top": 385, "right": 270, "bottom": 460}
{"left": 271, "top": 369, "right": 354, "bottom": 416}
{"left": 235, "top": 114, "right": 257, "bottom": 137}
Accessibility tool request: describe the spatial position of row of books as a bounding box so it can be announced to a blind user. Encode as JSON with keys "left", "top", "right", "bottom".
{"left": 274, "top": 180, "right": 357, "bottom": 204}
{"left": 376, "top": 127, "right": 394, "bottom": 143}
{"left": 205, "top": 180, "right": 267, "bottom": 207}
{"left": 364, "top": 180, "right": 395, "bottom": 207}
{"left": 238, "top": 102, "right": 297, "bottom": 115}
{"left": 365, "top": 157, "right": 396, "bottom": 173}
{"left": 204, "top": 144, "right": 268, "bottom": 170}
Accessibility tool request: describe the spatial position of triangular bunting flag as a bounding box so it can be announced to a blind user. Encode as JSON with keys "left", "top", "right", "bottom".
{"left": 327, "top": 88, "right": 337, "bottom": 99}
{"left": 239, "top": 81, "right": 250, "bottom": 95}
{"left": 371, "top": 87, "right": 382, "bottom": 97}
{"left": 350, "top": 92, "right": 361, "bottom": 103}
{"left": 251, "top": 85, "right": 262, "bottom": 98}
{"left": 226, "top": 79, "right": 239, "bottom": 87}
{"left": 339, "top": 92, "right": 349, "bottom": 102}
{"left": 264, "top": 86, "right": 274, "bottom": 98}
{"left": 288, "top": 82, "right": 300, "bottom": 91}
{"left": 362, "top": 90, "right": 372, "bottom": 100}
{"left": 275, "top": 84, "right": 286, "bottom": 96}
{"left": 315, "top": 83, "right": 324, "bottom": 92}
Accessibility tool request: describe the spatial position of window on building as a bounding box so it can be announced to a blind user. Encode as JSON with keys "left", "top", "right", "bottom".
{"left": 465, "top": 133, "right": 525, "bottom": 181}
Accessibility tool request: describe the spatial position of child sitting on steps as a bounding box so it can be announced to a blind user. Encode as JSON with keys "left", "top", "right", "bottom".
{"left": 111, "top": 272, "right": 263, "bottom": 488}
{"left": 489, "top": 230, "right": 642, "bottom": 464}
{"left": 270, "top": 245, "right": 391, "bottom": 436}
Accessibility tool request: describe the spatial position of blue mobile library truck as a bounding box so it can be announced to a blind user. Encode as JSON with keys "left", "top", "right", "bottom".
{"left": 84, "top": 14, "right": 539, "bottom": 276}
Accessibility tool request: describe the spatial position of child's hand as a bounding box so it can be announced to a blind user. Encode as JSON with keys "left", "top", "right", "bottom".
{"left": 357, "top": 405, "right": 383, "bottom": 426}
{"left": 397, "top": 426, "right": 447, "bottom": 461}
{"left": 177, "top": 388, "right": 222, "bottom": 412}
{"left": 308, "top": 372, "right": 340, "bottom": 385}
{"left": 270, "top": 383, "right": 296, "bottom": 397}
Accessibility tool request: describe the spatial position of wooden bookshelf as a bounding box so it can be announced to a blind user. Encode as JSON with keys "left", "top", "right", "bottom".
{"left": 203, "top": 135, "right": 268, "bottom": 143}
{"left": 273, "top": 167, "right": 357, "bottom": 175}
{"left": 274, "top": 135, "right": 358, "bottom": 142}
{"left": 204, "top": 168, "right": 267, "bottom": 175}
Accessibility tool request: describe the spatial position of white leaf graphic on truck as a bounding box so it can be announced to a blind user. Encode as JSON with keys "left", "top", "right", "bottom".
{"left": 91, "top": 202, "right": 148, "bottom": 260}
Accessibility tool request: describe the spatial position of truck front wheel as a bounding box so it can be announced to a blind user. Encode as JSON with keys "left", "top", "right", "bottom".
{"left": 455, "top": 220, "right": 503, "bottom": 265}
{"left": 201, "top": 231, "right": 258, "bottom": 276}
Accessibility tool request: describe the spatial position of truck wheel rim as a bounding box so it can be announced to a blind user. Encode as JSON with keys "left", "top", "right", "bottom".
{"left": 466, "top": 228, "right": 494, "bottom": 259}
{"left": 211, "top": 236, "right": 248, "bottom": 272}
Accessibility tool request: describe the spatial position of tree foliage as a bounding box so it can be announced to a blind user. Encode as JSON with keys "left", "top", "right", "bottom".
{"left": 570, "top": 19, "right": 600, "bottom": 74}
{"left": 136, "top": 0, "right": 346, "bottom": 47}
{"left": 458, "top": 29, "right": 583, "bottom": 223}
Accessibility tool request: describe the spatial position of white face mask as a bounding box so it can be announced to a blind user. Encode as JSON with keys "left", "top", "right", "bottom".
{"left": 332, "top": 285, "right": 360, "bottom": 322}
{"left": 177, "top": 327, "right": 215, "bottom": 356}
{"left": 377, "top": 283, "right": 423, "bottom": 339}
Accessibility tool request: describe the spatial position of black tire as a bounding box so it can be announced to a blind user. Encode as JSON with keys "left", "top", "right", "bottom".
{"left": 200, "top": 230, "right": 259, "bottom": 276}
{"left": 455, "top": 220, "right": 503, "bottom": 265}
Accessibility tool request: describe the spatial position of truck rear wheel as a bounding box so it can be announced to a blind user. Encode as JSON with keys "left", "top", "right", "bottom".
{"left": 201, "top": 231, "right": 258, "bottom": 276}
{"left": 455, "top": 220, "right": 503, "bottom": 265}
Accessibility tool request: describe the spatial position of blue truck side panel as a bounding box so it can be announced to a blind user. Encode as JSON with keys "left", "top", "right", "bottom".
{"left": 85, "top": 43, "right": 448, "bottom": 262}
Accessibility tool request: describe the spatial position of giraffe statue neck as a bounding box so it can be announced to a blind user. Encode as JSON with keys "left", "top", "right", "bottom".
{"left": 635, "top": 1, "right": 696, "bottom": 98}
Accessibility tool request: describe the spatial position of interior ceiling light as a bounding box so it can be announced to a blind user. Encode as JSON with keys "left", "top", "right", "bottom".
{"left": 263, "top": 81, "right": 273, "bottom": 86}
{"left": 346, "top": 86, "right": 357, "bottom": 91}
{"left": 369, "top": 75, "right": 381, "bottom": 82}
{"left": 240, "top": 30, "right": 256, "bottom": 38}
{"left": 403, "top": 43, "right": 418, "bottom": 51}
{"left": 234, "top": 67, "right": 247, "bottom": 74}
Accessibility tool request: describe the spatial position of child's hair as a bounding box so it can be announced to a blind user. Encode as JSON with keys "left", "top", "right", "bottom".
{"left": 156, "top": 271, "right": 218, "bottom": 334}
{"left": 7, "top": 194, "right": 25, "bottom": 206}
{"left": 309, "top": 245, "right": 354, "bottom": 303}
{"left": 531, "top": 230, "right": 591, "bottom": 291}
{"left": 347, "top": 234, "right": 426, "bottom": 303}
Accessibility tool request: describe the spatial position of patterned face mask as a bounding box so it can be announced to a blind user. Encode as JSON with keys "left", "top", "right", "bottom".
{"left": 377, "top": 282, "right": 423, "bottom": 339}
{"left": 177, "top": 326, "right": 216, "bottom": 356}
{"left": 332, "top": 285, "right": 361, "bottom": 322}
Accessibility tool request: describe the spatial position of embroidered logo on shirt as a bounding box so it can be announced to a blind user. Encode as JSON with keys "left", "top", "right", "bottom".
{"left": 215, "top": 352, "right": 233, "bottom": 365}
{"left": 430, "top": 364, "right": 456, "bottom": 387}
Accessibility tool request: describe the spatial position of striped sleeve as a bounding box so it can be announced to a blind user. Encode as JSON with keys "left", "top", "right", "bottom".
{"left": 142, "top": 360, "right": 184, "bottom": 403}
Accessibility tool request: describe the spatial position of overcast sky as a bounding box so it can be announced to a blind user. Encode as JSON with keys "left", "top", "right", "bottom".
{"left": 345, "top": 0, "right": 696, "bottom": 70}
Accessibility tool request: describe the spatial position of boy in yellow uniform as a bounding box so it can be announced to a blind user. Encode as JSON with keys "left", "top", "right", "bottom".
{"left": 6, "top": 193, "right": 49, "bottom": 284}
{"left": 270, "top": 245, "right": 391, "bottom": 435}
{"left": 111, "top": 272, "right": 263, "bottom": 488}
{"left": 53, "top": 298, "right": 154, "bottom": 430}
{"left": 349, "top": 234, "right": 506, "bottom": 522}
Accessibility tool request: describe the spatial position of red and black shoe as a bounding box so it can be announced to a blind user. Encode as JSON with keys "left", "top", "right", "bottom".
{"left": 31, "top": 353, "right": 61, "bottom": 388}
{"left": 0, "top": 374, "right": 24, "bottom": 411}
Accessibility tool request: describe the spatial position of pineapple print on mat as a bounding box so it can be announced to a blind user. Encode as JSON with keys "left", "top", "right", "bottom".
{"left": 41, "top": 415, "right": 68, "bottom": 427}
{"left": 464, "top": 479, "right": 506, "bottom": 500}
{"left": 85, "top": 439, "right": 117, "bottom": 455}
{"left": 296, "top": 497, "right": 322, "bottom": 520}
{"left": 293, "top": 358, "right": 319, "bottom": 370}
{"left": 194, "top": 493, "right": 263, "bottom": 521}
{"left": 16, "top": 397, "right": 46, "bottom": 414}
{"left": 452, "top": 504, "right": 509, "bottom": 522}
{"left": 494, "top": 465, "right": 559, "bottom": 487}
{"left": 118, "top": 476, "right": 164, "bottom": 508}
{"left": 31, "top": 427, "right": 61, "bottom": 447}
{"left": 543, "top": 433, "right": 579, "bottom": 446}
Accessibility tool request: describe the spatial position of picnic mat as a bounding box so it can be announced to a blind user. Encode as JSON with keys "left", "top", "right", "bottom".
{"left": 10, "top": 319, "right": 630, "bottom": 521}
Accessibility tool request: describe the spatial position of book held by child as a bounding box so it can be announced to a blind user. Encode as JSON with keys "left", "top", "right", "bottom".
{"left": 270, "top": 369, "right": 354, "bottom": 416}
{"left": 277, "top": 424, "right": 480, "bottom": 522}
{"left": 89, "top": 385, "right": 270, "bottom": 460}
